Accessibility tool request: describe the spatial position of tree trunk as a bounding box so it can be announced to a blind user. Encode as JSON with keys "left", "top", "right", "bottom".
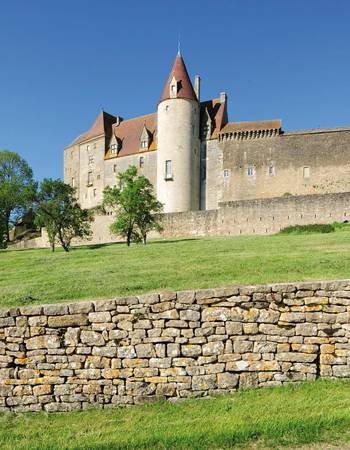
{"left": 58, "top": 228, "right": 70, "bottom": 252}
{"left": 50, "top": 241, "right": 55, "bottom": 252}
{"left": 5, "top": 212, "right": 10, "bottom": 242}
{"left": 127, "top": 229, "right": 131, "bottom": 246}
{"left": 143, "top": 233, "right": 147, "bottom": 245}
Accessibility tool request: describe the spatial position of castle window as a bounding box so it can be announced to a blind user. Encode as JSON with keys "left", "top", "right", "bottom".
{"left": 88, "top": 154, "right": 94, "bottom": 164}
{"left": 86, "top": 145, "right": 90, "bottom": 151}
{"left": 303, "top": 167, "right": 310, "bottom": 178}
{"left": 111, "top": 144, "right": 118, "bottom": 155}
{"left": 71, "top": 177, "right": 75, "bottom": 187}
{"left": 93, "top": 188, "right": 97, "bottom": 197}
{"left": 113, "top": 164, "right": 117, "bottom": 173}
{"left": 87, "top": 171, "right": 93, "bottom": 186}
{"left": 247, "top": 167, "right": 254, "bottom": 176}
{"left": 268, "top": 166, "right": 275, "bottom": 176}
{"left": 223, "top": 169, "right": 229, "bottom": 177}
{"left": 140, "top": 140, "right": 148, "bottom": 149}
{"left": 165, "top": 160, "right": 173, "bottom": 180}
{"left": 139, "top": 156, "right": 145, "bottom": 168}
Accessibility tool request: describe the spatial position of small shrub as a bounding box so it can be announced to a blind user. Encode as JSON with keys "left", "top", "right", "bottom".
{"left": 279, "top": 224, "right": 335, "bottom": 235}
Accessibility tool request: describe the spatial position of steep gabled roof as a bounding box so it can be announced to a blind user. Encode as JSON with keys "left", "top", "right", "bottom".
{"left": 70, "top": 111, "right": 118, "bottom": 146}
{"left": 160, "top": 53, "right": 197, "bottom": 102}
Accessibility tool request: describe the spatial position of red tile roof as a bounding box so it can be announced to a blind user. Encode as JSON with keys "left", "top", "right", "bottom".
{"left": 70, "top": 111, "right": 117, "bottom": 146}
{"left": 200, "top": 98, "right": 228, "bottom": 138}
{"left": 105, "top": 113, "right": 157, "bottom": 159}
{"left": 160, "top": 53, "right": 198, "bottom": 103}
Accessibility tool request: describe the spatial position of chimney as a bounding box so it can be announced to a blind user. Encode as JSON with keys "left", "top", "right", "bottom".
{"left": 194, "top": 75, "right": 201, "bottom": 101}
{"left": 220, "top": 92, "right": 227, "bottom": 104}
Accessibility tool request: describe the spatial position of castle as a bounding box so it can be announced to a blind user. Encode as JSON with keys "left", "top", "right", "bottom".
{"left": 63, "top": 51, "right": 350, "bottom": 224}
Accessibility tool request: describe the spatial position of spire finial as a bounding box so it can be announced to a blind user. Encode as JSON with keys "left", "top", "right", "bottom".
{"left": 177, "top": 32, "right": 181, "bottom": 55}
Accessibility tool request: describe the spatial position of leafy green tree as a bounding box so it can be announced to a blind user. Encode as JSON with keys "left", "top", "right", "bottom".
{"left": 0, "top": 150, "right": 36, "bottom": 243}
{"left": 35, "top": 178, "right": 93, "bottom": 252}
{"left": 102, "top": 165, "right": 163, "bottom": 246}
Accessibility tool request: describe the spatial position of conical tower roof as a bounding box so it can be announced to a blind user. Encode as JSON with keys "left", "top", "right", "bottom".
{"left": 160, "top": 53, "right": 198, "bottom": 102}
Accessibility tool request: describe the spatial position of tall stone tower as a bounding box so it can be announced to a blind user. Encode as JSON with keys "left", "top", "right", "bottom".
{"left": 157, "top": 52, "right": 200, "bottom": 213}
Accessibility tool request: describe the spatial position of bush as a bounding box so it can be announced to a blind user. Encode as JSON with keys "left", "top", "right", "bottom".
{"left": 279, "top": 223, "right": 336, "bottom": 235}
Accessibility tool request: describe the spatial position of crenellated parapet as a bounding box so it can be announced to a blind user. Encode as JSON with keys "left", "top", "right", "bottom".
{"left": 218, "top": 119, "right": 282, "bottom": 142}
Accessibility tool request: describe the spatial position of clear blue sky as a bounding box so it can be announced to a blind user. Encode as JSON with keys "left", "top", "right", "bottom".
{"left": 1, "top": 0, "right": 350, "bottom": 181}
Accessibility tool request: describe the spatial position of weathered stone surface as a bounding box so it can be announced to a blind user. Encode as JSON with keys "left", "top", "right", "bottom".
{"left": 181, "top": 345, "right": 202, "bottom": 357}
{"left": 217, "top": 372, "right": 239, "bottom": 389}
{"left": 88, "top": 312, "right": 111, "bottom": 323}
{"left": 26, "top": 335, "right": 60, "bottom": 350}
{"left": 117, "top": 346, "right": 136, "bottom": 359}
{"left": 135, "top": 344, "right": 156, "bottom": 358}
{"left": 48, "top": 314, "right": 88, "bottom": 328}
{"left": 192, "top": 374, "right": 216, "bottom": 390}
{"left": 202, "top": 341, "right": 224, "bottom": 356}
{"left": 202, "top": 308, "right": 230, "bottom": 322}
{"left": 80, "top": 331, "right": 105, "bottom": 346}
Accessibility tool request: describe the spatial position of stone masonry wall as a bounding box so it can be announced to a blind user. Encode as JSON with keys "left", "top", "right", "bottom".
{"left": 0, "top": 280, "right": 349, "bottom": 412}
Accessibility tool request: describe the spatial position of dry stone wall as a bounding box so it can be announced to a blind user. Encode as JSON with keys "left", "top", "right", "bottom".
{"left": 1, "top": 280, "right": 349, "bottom": 412}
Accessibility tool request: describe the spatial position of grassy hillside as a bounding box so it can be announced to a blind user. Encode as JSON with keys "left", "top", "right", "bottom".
{"left": 2, "top": 227, "right": 350, "bottom": 308}
{"left": 0, "top": 380, "right": 349, "bottom": 449}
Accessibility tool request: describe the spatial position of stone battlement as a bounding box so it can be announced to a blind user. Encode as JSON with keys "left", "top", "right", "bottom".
{"left": 0, "top": 279, "right": 349, "bottom": 412}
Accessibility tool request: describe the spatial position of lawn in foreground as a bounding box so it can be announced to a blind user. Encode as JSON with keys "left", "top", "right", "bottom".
{"left": 0, "top": 380, "right": 350, "bottom": 450}
{"left": 2, "top": 228, "right": 350, "bottom": 308}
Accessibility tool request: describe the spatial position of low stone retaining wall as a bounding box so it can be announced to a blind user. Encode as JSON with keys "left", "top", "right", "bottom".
{"left": 0, "top": 280, "right": 349, "bottom": 412}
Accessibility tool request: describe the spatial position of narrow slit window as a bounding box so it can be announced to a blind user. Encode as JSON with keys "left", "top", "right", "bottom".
{"left": 165, "top": 160, "right": 173, "bottom": 179}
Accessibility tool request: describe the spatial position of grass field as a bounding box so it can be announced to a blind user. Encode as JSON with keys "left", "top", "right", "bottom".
{"left": 2, "top": 226, "right": 350, "bottom": 308}
{"left": 0, "top": 380, "right": 349, "bottom": 449}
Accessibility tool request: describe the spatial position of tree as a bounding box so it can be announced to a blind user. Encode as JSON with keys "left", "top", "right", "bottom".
{"left": 102, "top": 165, "right": 163, "bottom": 246}
{"left": 0, "top": 150, "right": 36, "bottom": 243}
{"left": 35, "top": 179, "right": 93, "bottom": 252}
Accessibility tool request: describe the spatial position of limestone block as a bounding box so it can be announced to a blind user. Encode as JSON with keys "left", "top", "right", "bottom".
{"left": 176, "top": 290, "right": 195, "bottom": 304}
{"left": 295, "top": 323, "right": 317, "bottom": 336}
{"left": 91, "top": 346, "right": 116, "bottom": 358}
{"left": 180, "top": 310, "right": 200, "bottom": 321}
{"left": 226, "top": 322, "right": 243, "bottom": 335}
{"left": 68, "top": 302, "right": 94, "bottom": 314}
{"left": 81, "top": 331, "right": 105, "bottom": 346}
{"left": 26, "top": 335, "right": 60, "bottom": 350}
{"left": 28, "top": 316, "right": 47, "bottom": 327}
{"left": 202, "top": 308, "right": 231, "bottom": 322}
{"left": 135, "top": 344, "right": 156, "bottom": 358}
{"left": 156, "top": 383, "right": 177, "bottom": 396}
{"left": 33, "top": 385, "right": 52, "bottom": 396}
{"left": 202, "top": 341, "right": 224, "bottom": 356}
{"left": 243, "top": 323, "right": 258, "bottom": 334}
{"left": 167, "top": 343, "right": 180, "bottom": 357}
{"left": 192, "top": 374, "right": 216, "bottom": 391}
{"left": 48, "top": 314, "right": 88, "bottom": 328}
{"left": 276, "top": 352, "right": 317, "bottom": 363}
{"left": 19, "top": 305, "right": 43, "bottom": 316}
{"left": 151, "top": 302, "right": 173, "bottom": 313}
{"left": 217, "top": 372, "right": 239, "bottom": 389}
{"left": 181, "top": 345, "right": 202, "bottom": 357}
{"left": 43, "top": 304, "right": 68, "bottom": 316}
{"left": 88, "top": 312, "right": 111, "bottom": 323}
{"left": 149, "top": 358, "right": 172, "bottom": 368}
{"left": 234, "top": 341, "right": 253, "bottom": 353}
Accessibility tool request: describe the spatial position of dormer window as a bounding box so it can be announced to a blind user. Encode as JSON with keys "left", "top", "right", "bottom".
{"left": 110, "top": 144, "right": 118, "bottom": 155}
{"left": 170, "top": 76, "right": 178, "bottom": 98}
{"left": 140, "top": 124, "right": 151, "bottom": 150}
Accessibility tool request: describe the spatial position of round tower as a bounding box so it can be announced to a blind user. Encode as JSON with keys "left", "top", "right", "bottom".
{"left": 157, "top": 52, "right": 200, "bottom": 213}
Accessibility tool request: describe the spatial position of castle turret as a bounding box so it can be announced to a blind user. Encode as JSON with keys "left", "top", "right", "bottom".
{"left": 157, "top": 52, "right": 200, "bottom": 213}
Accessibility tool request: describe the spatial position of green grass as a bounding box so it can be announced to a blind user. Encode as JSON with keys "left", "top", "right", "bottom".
{"left": 0, "top": 380, "right": 350, "bottom": 449}
{"left": 2, "top": 226, "right": 350, "bottom": 308}
{"left": 279, "top": 222, "right": 350, "bottom": 235}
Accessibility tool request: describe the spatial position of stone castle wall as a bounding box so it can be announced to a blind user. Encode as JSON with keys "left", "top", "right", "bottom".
{"left": 0, "top": 280, "right": 349, "bottom": 412}
{"left": 10, "top": 191, "right": 350, "bottom": 250}
{"left": 219, "top": 128, "right": 350, "bottom": 206}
